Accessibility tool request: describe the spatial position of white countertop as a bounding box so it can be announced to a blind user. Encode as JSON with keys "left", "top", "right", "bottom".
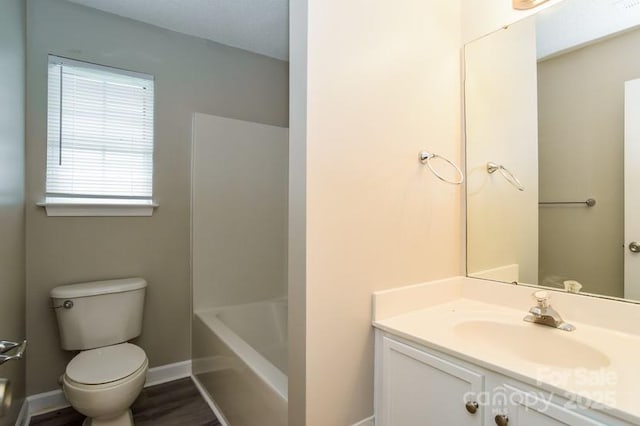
{"left": 373, "top": 277, "right": 640, "bottom": 424}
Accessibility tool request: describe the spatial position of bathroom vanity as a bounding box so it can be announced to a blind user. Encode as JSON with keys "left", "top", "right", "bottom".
{"left": 374, "top": 1, "right": 640, "bottom": 424}
{"left": 372, "top": 278, "right": 640, "bottom": 426}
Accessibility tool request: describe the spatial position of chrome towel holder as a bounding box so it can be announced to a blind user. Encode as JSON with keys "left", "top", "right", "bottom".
{"left": 539, "top": 198, "right": 596, "bottom": 208}
{"left": 419, "top": 150, "right": 464, "bottom": 185}
{"left": 487, "top": 162, "right": 525, "bottom": 191}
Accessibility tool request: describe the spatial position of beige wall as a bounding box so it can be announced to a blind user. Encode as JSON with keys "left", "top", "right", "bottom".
{"left": 0, "top": 0, "right": 26, "bottom": 424}
{"left": 25, "top": 0, "right": 288, "bottom": 395}
{"left": 290, "top": 0, "right": 463, "bottom": 424}
{"left": 537, "top": 28, "right": 640, "bottom": 297}
{"left": 192, "top": 114, "right": 288, "bottom": 311}
{"left": 465, "top": 18, "right": 539, "bottom": 285}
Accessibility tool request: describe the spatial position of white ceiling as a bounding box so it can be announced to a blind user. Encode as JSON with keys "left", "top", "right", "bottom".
{"left": 67, "top": 0, "right": 289, "bottom": 61}
{"left": 537, "top": 0, "right": 640, "bottom": 59}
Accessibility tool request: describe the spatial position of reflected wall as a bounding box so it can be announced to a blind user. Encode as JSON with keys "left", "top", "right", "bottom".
{"left": 538, "top": 27, "right": 640, "bottom": 297}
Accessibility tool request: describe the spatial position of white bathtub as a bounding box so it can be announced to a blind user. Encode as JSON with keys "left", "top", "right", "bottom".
{"left": 193, "top": 298, "right": 288, "bottom": 425}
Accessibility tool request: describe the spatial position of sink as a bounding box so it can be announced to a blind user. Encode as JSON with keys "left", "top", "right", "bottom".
{"left": 453, "top": 320, "right": 610, "bottom": 369}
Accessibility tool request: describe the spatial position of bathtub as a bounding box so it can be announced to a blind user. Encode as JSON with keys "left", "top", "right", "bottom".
{"left": 192, "top": 298, "right": 288, "bottom": 426}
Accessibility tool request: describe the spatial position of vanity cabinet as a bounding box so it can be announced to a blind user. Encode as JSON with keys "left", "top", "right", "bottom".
{"left": 493, "top": 383, "right": 609, "bottom": 426}
{"left": 375, "top": 331, "right": 630, "bottom": 426}
{"left": 376, "top": 335, "right": 484, "bottom": 426}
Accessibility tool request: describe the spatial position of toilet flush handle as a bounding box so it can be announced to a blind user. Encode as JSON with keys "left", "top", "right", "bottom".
{"left": 53, "top": 300, "right": 74, "bottom": 310}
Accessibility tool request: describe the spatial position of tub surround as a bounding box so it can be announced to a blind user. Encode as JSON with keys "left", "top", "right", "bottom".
{"left": 191, "top": 114, "right": 288, "bottom": 313}
{"left": 191, "top": 112, "right": 288, "bottom": 425}
{"left": 373, "top": 277, "right": 640, "bottom": 424}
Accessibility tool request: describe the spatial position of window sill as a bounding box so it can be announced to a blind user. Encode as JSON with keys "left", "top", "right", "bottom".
{"left": 36, "top": 201, "right": 158, "bottom": 217}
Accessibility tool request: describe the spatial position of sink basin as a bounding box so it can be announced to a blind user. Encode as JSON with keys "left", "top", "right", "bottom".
{"left": 453, "top": 320, "right": 610, "bottom": 369}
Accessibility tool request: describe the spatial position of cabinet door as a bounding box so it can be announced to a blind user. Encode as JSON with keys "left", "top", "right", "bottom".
{"left": 494, "top": 384, "right": 607, "bottom": 426}
{"left": 378, "top": 336, "right": 484, "bottom": 426}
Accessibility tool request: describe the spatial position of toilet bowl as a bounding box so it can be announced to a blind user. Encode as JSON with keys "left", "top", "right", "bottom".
{"left": 62, "top": 343, "right": 148, "bottom": 426}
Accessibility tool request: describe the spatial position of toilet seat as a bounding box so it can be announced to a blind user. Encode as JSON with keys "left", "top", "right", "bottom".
{"left": 64, "top": 358, "right": 148, "bottom": 391}
{"left": 66, "top": 343, "right": 147, "bottom": 385}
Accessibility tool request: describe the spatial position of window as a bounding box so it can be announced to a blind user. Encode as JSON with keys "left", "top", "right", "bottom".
{"left": 45, "top": 56, "right": 155, "bottom": 216}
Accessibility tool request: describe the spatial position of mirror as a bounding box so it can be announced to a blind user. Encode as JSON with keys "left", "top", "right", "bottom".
{"left": 465, "top": 0, "right": 640, "bottom": 302}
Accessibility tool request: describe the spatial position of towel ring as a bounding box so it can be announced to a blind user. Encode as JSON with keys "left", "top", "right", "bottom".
{"left": 419, "top": 150, "right": 464, "bottom": 185}
{"left": 487, "top": 162, "right": 525, "bottom": 191}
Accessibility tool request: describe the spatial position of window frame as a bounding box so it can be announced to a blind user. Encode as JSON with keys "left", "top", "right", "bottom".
{"left": 40, "top": 55, "right": 157, "bottom": 217}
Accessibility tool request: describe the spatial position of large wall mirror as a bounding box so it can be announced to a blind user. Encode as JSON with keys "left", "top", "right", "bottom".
{"left": 465, "top": 0, "right": 640, "bottom": 302}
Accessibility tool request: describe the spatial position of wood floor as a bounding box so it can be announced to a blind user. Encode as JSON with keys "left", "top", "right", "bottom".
{"left": 29, "top": 377, "right": 221, "bottom": 426}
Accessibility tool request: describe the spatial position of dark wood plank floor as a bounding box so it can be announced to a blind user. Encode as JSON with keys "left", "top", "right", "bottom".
{"left": 29, "top": 377, "right": 221, "bottom": 426}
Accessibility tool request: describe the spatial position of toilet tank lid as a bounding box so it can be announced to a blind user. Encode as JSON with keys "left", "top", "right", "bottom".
{"left": 50, "top": 278, "right": 147, "bottom": 299}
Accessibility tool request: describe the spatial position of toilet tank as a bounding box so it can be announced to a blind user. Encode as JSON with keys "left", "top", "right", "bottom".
{"left": 50, "top": 278, "right": 147, "bottom": 350}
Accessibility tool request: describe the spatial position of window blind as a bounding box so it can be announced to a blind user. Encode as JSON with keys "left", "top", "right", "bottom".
{"left": 46, "top": 56, "right": 154, "bottom": 204}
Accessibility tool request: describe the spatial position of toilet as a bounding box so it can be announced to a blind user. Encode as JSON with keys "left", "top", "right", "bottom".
{"left": 50, "top": 278, "right": 149, "bottom": 426}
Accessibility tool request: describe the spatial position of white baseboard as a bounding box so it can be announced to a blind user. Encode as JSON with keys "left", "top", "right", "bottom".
{"left": 190, "top": 374, "right": 229, "bottom": 426}
{"left": 145, "top": 359, "right": 192, "bottom": 387}
{"left": 351, "top": 416, "right": 375, "bottom": 426}
{"left": 23, "top": 389, "right": 68, "bottom": 421}
{"left": 18, "top": 359, "right": 192, "bottom": 425}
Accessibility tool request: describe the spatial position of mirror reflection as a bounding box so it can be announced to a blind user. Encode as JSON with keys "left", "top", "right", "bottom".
{"left": 465, "top": 0, "right": 640, "bottom": 301}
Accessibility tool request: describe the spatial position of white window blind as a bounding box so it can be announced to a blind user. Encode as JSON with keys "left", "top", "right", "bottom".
{"left": 46, "top": 56, "right": 154, "bottom": 205}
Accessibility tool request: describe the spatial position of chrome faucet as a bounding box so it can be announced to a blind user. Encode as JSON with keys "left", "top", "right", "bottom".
{"left": 524, "top": 291, "right": 575, "bottom": 331}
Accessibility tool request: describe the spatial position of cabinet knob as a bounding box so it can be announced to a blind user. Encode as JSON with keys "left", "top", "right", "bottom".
{"left": 495, "top": 414, "right": 509, "bottom": 426}
{"left": 465, "top": 401, "right": 479, "bottom": 414}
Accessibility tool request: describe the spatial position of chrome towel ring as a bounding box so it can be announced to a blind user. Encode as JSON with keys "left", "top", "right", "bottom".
{"left": 419, "top": 150, "right": 464, "bottom": 185}
{"left": 487, "top": 162, "right": 524, "bottom": 191}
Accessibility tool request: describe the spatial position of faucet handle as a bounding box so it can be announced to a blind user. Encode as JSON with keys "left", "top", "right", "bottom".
{"left": 533, "top": 290, "right": 550, "bottom": 308}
